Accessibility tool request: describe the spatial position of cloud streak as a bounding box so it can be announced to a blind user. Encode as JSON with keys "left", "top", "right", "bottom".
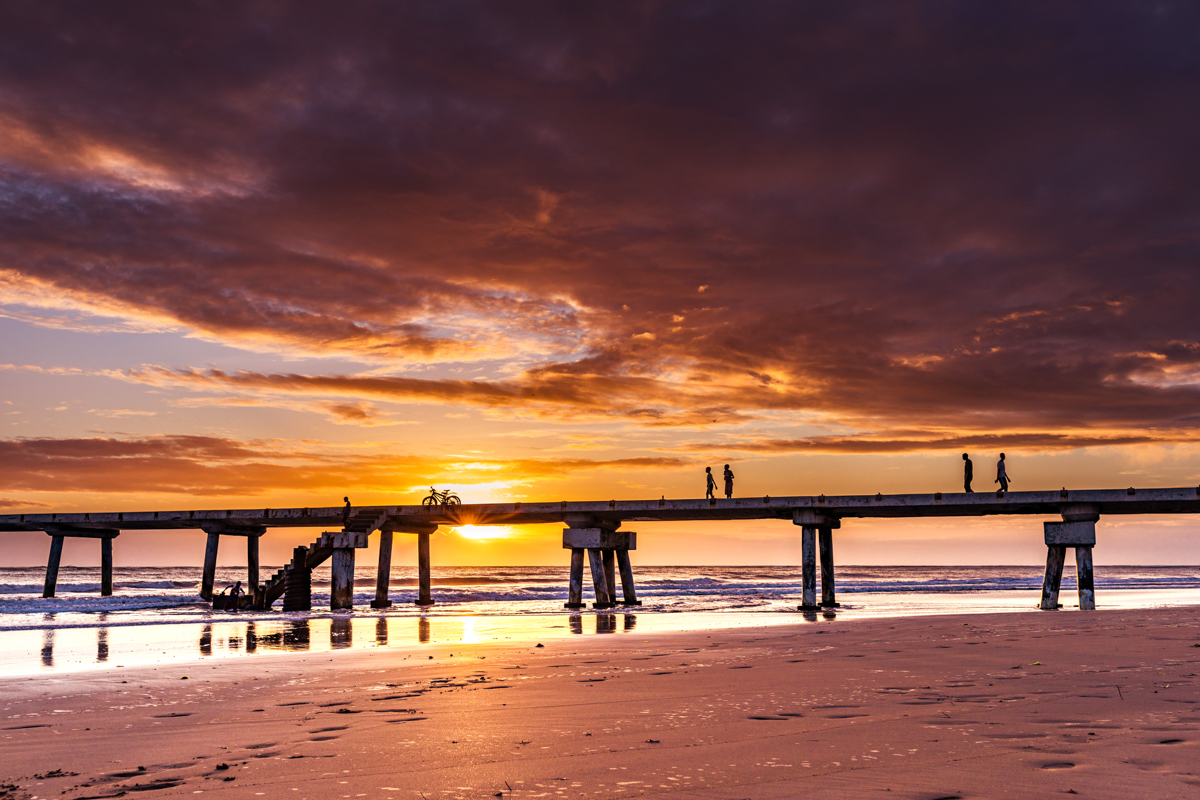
{"left": 0, "top": 435, "right": 694, "bottom": 499}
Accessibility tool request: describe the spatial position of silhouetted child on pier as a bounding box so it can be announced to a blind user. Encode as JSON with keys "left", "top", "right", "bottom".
{"left": 705, "top": 467, "right": 716, "bottom": 500}
{"left": 995, "top": 453, "right": 1010, "bottom": 494}
{"left": 342, "top": 496, "right": 352, "bottom": 525}
{"left": 723, "top": 464, "right": 735, "bottom": 498}
{"left": 963, "top": 453, "right": 973, "bottom": 493}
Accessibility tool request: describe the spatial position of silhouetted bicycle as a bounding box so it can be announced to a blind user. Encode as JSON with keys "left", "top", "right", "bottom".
{"left": 422, "top": 487, "right": 462, "bottom": 506}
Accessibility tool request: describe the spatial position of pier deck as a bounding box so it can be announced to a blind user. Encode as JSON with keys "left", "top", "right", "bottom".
{"left": 3, "top": 486, "right": 1198, "bottom": 532}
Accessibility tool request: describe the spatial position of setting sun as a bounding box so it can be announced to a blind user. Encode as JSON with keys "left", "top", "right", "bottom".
{"left": 451, "top": 525, "right": 519, "bottom": 542}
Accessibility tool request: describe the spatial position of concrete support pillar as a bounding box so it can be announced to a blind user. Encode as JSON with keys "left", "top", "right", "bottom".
{"left": 371, "top": 528, "right": 394, "bottom": 609}
{"left": 1040, "top": 545, "right": 1066, "bottom": 610}
{"left": 283, "top": 546, "right": 311, "bottom": 612}
{"left": 602, "top": 549, "right": 617, "bottom": 602}
{"left": 330, "top": 547, "right": 356, "bottom": 611}
{"left": 587, "top": 548, "right": 614, "bottom": 609}
{"left": 415, "top": 531, "right": 434, "bottom": 607}
{"left": 100, "top": 537, "right": 113, "bottom": 597}
{"left": 566, "top": 548, "right": 585, "bottom": 609}
{"left": 201, "top": 532, "right": 220, "bottom": 601}
{"left": 819, "top": 527, "right": 838, "bottom": 608}
{"left": 1044, "top": 511, "right": 1098, "bottom": 611}
{"left": 563, "top": 527, "right": 635, "bottom": 608}
{"left": 800, "top": 525, "right": 818, "bottom": 610}
{"left": 43, "top": 535, "right": 64, "bottom": 598}
{"left": 246, "top": 535, "right": 260, "bottom": 609}
{"left": 615, "top": 549, "right": 641, "bottom": 606}
{"left": 1076, "top": 546, "right": 1095, "bottom": 611}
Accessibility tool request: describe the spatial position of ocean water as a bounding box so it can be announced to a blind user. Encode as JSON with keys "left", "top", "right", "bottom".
{"left": 1, "top": 564, "right": 1198, "bottom": 675}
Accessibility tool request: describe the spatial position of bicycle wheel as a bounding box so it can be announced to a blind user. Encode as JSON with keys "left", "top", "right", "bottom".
{"left": 446, "top": 494, "right": 461, "bottom": 505}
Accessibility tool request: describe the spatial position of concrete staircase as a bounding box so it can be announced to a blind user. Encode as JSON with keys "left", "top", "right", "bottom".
{"left": 259, "top": 509, "right": 388, "bottom": 609}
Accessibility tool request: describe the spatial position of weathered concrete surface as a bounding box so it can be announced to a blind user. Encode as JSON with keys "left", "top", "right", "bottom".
{"left": 5, "top": 487, "right": 1197, "bottom": 533}
{"left": 1044, "top": 519, "right": 1097, "bottom": 545}
{"left": 561, "top": 528, "right": 636, "bottom": 549}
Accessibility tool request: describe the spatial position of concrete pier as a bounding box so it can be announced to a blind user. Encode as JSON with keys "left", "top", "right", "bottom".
{"left": 41, "top": 527, "right": 120, "bottom": 598}
{"left": 8, "top": 486, "right": 1200, "bottom": 611}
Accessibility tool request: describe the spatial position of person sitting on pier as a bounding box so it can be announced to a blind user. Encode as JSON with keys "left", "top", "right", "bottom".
{"left": 705, "top": 467, "right": 716, "bottom": 500}
{"left": 995, "top": 453, "right": 1010, "bottom": 494}
{"left": 227, "top": 581, "right": 243, "bottom": 613}
{"left": 342, "top": 496, "right": 352, "bottom": 525}
{"left": 723, "top": 464, "right": 735, "bottom": 499}
{"left": 963, "top": 453, "right": 973, "bottom": 493}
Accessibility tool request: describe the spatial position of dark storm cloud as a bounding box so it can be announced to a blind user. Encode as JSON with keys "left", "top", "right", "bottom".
{"left": 2, "top": 2, "right": 1200, "bottom": 437}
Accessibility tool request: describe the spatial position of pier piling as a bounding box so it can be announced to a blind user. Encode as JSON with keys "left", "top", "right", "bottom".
{"left": 563, "top": 527, "right": 635, "bottom": 609}
{"left": 1043, "top": 505, "right": 1099, "bottom": 610}
{"left": 247, "top": 534, "right": 259, "bottom": 607}
{"left": 100, "top": 537, "right": 113, "bottom": 596}
{"left": 1040, "top": 546, "right": 1066, "bottom": 610}
{"left": 602, "top": 549, "right": 617, "bottom": 602}
{"left": 43, "top": 535, "right": 64, "bottom": 598}
{"left": 587, "top": 548, "right": 614, "bottom": 609}
{"left": 1076, "top": 546, "right": 1096, "bottom": 610}
{"left": 330, "top": 547, "right": 356, "bottom": 610}
{"left": 566, "top": 548, "right": 585, "bottom": 608}
{"left": 41, "top": 527, "right": 120, "bottom": 598}
{"left": 372, "top": 528, "right": 394, "bottom": 609}
{"left": 200, "top": 532, "right": 220, "bottom": 602}
{"left": 819, "top": 526, "right": 839, "bottom": 608}
{"left": 799, "top": 526, "right": 818, "bottom": 609}
{"left": 416, "top": 530, "right": 434, "bottom": 607}
{"left": 615, "top": 549, "right": 641, "bottom": 605}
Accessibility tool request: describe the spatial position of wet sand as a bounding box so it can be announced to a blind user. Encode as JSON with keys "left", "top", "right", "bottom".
{"left": 3, "top": 608, "right": 1199, "bottom": 799}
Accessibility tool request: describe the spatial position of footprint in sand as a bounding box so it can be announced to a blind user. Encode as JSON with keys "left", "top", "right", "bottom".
{"left": 1040, "top": 762, "right": 1075, "bottom": 770}
{"left": 310, "top": 735, "right": 339, "bottom": 742}
{"left": 310, "top": 726, "right": 348, "bottom": 733}
{"left": 244, "top": 743, "right": 276, "bottom": 749}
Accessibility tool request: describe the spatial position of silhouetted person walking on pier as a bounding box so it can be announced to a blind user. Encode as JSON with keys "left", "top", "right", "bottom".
{"left": 963, "top": 453, "right": 973, "bottom": 493}
{"left": 995, "top": 453, "right": 1010, "bottom": 494}
{"left": 705, "top": 467, "right": 716, "bottom": 500}
{"left": 342, "top": 496, "right": 352, "bottom": 525}
{"left": 723, "top": 464, "right": 735, "bottom": 498}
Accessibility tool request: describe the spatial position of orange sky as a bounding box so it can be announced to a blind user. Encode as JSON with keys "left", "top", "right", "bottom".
{"left": 2, "top": 4, "right": 1200, "bottom": 567}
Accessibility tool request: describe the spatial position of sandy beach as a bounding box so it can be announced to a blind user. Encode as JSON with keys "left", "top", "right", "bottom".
{"left": 2, "top": 608, "right": 1199, "bottom": 799}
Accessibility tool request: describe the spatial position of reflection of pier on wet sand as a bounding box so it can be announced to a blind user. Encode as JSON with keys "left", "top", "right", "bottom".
{"left": 5, "top": 486, "right": 1200, "bottom": 613}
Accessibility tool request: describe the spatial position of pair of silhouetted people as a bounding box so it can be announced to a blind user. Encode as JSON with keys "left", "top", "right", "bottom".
{"left": 705, "top": 465, "right": 735, "bottom": 499}
{"left": 962, "top": 453, "right": 1011, "bottom": 494}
